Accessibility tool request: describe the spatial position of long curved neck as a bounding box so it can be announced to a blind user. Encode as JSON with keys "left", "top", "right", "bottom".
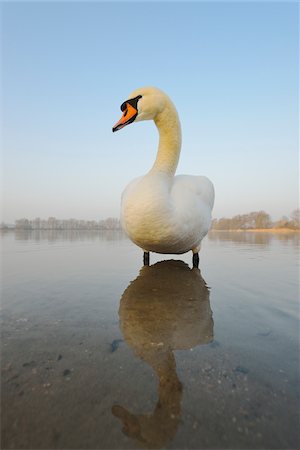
{"left": 150, "top": 101, "right": 182, "bottom": 176}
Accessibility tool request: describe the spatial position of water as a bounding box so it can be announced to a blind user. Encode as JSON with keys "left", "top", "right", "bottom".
{"left": 1, "top": 230, "right": 299, "bottom": 449}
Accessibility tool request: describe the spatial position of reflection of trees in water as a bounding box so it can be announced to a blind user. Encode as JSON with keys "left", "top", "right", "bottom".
{"left": 208, "top": 230, "right": 272, "bottom": 246}
{"left": 14, "top": 229, "right": 127, "bottom": 242}
{"left": 113, "top": 260, "right": 213, "bottom": 449}
{"left": 13, "top": 229, "right": 299, "bottom": 247}
{"left": 208, "top": 230, "right": 299, "bottom": 247}
{"left": 275, "top": 233, "right": 300, "bottom": 246}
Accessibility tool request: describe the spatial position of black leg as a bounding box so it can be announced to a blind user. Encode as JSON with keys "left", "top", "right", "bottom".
{"left": 192, "top": 253, "right": 199, "bottom": 268}
{"left": 143, "top": 251, "right": 150, "bottom": 266}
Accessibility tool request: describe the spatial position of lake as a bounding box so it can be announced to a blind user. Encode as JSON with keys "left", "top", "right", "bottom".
{"left": 1, "top": 230, "right": 299, "bottom": 449}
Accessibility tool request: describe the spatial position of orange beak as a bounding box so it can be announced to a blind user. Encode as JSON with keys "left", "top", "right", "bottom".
{"left": 112, "top": 103, "right": 138, "bottom": 132}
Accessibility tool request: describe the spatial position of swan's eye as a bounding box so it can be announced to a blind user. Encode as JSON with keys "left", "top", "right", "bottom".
{"left": 128, "top": 95, "right": 142, "bottom": 110}
{"left": 120, "top": 95, "right": 142, "bottom": 113}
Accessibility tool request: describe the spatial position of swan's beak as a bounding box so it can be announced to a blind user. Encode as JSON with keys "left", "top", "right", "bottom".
{"left": 112, "top": 103, "right": 138, "bottom": 132}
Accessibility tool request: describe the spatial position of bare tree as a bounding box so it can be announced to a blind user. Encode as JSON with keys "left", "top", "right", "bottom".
{"left": 290, "top": 209, "right": 300, "bottom": 229}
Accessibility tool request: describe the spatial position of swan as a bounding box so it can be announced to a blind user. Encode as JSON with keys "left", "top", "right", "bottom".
{"left": 112, "top": 87, "right": 214, "bottom": 266}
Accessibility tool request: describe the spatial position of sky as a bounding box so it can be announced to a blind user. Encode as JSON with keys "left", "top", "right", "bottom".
{"left": 2, "top": 1, "right": 299, "bottom": 223}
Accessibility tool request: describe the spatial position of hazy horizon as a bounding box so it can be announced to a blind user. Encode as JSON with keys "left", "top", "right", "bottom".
{"left": 2, "top": 2, "right": 298, "bottom": 223}
{"left": 2, "top": 208, "right": 299, "bottom": 226}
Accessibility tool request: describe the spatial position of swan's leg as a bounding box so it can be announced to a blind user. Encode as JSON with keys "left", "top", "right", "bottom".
{"left": 143, "top": 251, "right": 150, "bottom": 266}
{"left": 192, "top": 245, "right": 201, "bottom": 268}
{"left": 192, "top": 253, "right": 199, "bottom": 268}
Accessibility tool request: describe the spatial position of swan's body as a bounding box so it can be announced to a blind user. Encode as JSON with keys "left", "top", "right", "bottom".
{"left": 113, "top": 87, "right": 214, "bottom": 258}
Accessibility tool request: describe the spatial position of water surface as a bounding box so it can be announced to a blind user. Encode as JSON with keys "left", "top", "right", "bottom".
{"left": 1, "top": 230, "right": 299, "bottom": 449}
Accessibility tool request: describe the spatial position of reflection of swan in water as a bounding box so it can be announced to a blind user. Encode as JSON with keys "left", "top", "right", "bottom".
{"left": 112, "top": 260, "right": 213, "bottom": 449}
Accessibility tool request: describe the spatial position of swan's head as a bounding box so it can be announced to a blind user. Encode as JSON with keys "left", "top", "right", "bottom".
{"left": 112, "top": 86, "right": 167, "bottom": 132}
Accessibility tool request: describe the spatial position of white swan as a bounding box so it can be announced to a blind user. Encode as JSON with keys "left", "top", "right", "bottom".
{"left": 112, "top": 87, "right": 214, "bottom": 266}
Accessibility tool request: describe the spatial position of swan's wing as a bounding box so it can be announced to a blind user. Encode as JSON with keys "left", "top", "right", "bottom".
{"left": 170, "top": 175, "right": 215, "bottom": 244}
{"left": 172, "top": 175, "right": 215, "bottom": 210}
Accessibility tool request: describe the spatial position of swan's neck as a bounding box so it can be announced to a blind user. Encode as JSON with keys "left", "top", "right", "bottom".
{"left": 150, "top": 102, "right": 182, "bottom": 176}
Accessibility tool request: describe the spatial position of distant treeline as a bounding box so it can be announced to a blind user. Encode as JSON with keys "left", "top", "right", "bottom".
{"left": 0, "top": 217, "right": 122, "bottom": 231}
{"left": 211, "top": 209, "right": 300, "bottom": 230}
{"left": 1, "top": 209, "right": 299, "bottom": 231}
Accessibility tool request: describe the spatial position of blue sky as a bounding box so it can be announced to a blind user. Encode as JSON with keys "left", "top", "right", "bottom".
{"left": 2, "top": 1, "right": 298, "bottom": 222}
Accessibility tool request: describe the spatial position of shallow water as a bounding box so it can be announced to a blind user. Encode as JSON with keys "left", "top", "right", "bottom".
{"left": 1, "top": 230, "right": 299, "bottom": 449}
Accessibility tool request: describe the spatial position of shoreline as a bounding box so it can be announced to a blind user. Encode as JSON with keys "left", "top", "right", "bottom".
{"left": 210, "top": 228, "right": 300, "bottom": 234}
{"left": 1, "top": 228, "right": 299, "bottom": 234}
